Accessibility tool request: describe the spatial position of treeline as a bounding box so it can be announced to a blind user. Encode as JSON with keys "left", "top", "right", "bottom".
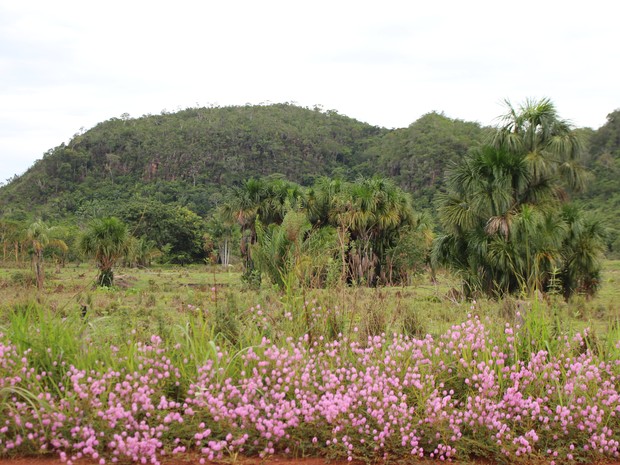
{"left": 0, "top": 100, "right": 617, "bottom": 298}
{"left": 0, "top": 104, "right": 387, "bottom": 219}
{"left": 577, "top": 109, "right": 620, "bottom": 256}
{"left": 0, "top": 175, "right": 432, "bottom": 289}
{"left": 2, "top": 103, "right": 617, "bottom": 258}
{"left": 434, "top": 99, "right": 605, "bottom": 299}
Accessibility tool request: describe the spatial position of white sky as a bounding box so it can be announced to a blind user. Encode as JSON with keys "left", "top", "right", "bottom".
{"left": 1, "top": 0, "right": 619, "bottom": 184}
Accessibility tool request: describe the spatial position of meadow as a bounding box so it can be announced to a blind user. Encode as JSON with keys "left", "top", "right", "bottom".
{"left": 1, "top": 261, "right": 620, "bottom": 464}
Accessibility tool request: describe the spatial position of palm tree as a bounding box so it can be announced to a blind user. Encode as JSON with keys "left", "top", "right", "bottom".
{"left": 328, "top": 177, "right": 418, "bottom": 285}
{"left": 252, "top": 210, "right": 339, "bottom": 289}
{"left": 434, "top": 98, "right": 600, "bottom": 298}
{"left": 492, "top": 97, "right": 587, "bottom": 192}
{"left": 305, "top": 177, "right": 350, "bottom": 282}
{"left": 0, "top": 220, "right": 22, "bottom": 263}
{"left": 558, "top": 205, "right": 606, "bottom": 299}
{"left": 79, "top": 217, "right": 129, "bottom": 287}
{"left": 124, "top": 236, "right": 161, "bottom": 268}
{"left": 221, "top": 178, "right": 305, "bottom": 283}
{"left": 25, "top": 220, "right": 68, "bottom": 291}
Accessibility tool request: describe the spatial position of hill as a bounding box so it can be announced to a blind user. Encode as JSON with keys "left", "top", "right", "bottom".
{"left": 0, "top": 104, "right": 386, "bottom": 219}
{"left": 578, "top": 110, "right": 620, "bottom": 257}
{"left": 0, "top": 103, "right": 618, "bottom": 258}
{"left": 0, "top": 104, "right": 488, "bottom": 221}
{"left": 369, "top": 112, "right": 490, "bottom": 209}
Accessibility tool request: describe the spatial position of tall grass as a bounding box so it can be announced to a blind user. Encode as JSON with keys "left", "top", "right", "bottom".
{"left": 1, "top": 262, "right": 620, "bottom": 463}
{"left": 2, "top": 296, "right": 620, "bottom": 464}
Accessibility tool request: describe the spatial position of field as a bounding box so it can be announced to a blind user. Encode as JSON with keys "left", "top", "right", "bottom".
{"left": 1, "top": 261, "right": 620, "bottom": 465}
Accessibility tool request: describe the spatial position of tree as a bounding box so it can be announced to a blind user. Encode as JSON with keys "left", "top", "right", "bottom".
{"left": 373, "top": 112, "right": 487, "bottom": 210}
{"left": 433, "top": 98, "right": 601, "bottom": 298}
{"left": 558, "top": 205, "right": 606, "bottom": 299}
{"left": 252, "top": 210, "right": 339, "bottom": 288}
{"left": 305, "top": 176, "right": 424, "bottom": 286}
{"left": 79, "top": 217, "right": 129, "bottom": 287}
{"left": 118, "top": 199, "right": 207, "bottom": 264}
{"left": 331, "top": 177, "right": 418, "bottom": 285}
{"left": 577, "top": 109, "right": 620, "bottom": 258}
{"left": 25, "top": 220, "right": 68, "bottom": 291}
{"left": 124, "top": 236, "right": 161, "bottom": 268}
{"left": 221, "top": 177, "right": 305, "bottom": 284}
{"left": 205, "top": 213, "right": 239, "bottom": 267}
{"left": 0, "top": 219, "right": 23, "bottom": 263}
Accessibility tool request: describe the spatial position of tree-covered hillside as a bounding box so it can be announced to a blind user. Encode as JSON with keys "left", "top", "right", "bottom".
{"left": 0, "top": 102, "right": 617, "bottom": 258}
{"left": 0, "top": 104, "right": 387, "bottom": 219}
{"left": 369, "top": 112, "right": 490, "bottom": 209}
{"left": 578, "top": 110, "right": 620, "bottom": 257}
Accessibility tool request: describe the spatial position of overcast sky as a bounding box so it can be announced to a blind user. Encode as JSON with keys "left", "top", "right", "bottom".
{"left": 1, "top": 0, "right": 619, "bottom": 184}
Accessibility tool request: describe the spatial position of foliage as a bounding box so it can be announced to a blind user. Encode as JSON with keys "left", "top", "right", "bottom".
{"left": 117, "top": 199, "right": 207, "bottom": 264}
{"left": 2, "top": 297, "right": 620, "bottom": 464}
{"left": 0, "top": 104, "right": 385, "bottom": 220}
{"left": 205, "top": 213, "right": 239, "bottom": 267}
{"left": 370, "top": 112, "right": 488, "bottom": 210}
{"left": 252, "top": 211, "right": 339, "bottom": 288}
{"left": 23, "top": 221, "right": 68, "bottom": 290}
{"left": 231, "top": 176, "right": 431, "bottom": 288}
{"left": 123, "top": 235, "right": 161, "bottom": 268}
{"left": 0, "top": 101, "right": 615, "bottom": 270}
{"left": 221, "top": 177, "right": 306, "bottom": 284}
{"left": 79, "top": 217, "right": 129, "bottom": 286}
{"left": 576, "top": 109, "right": 620, "bottom": 257}
{"left": 434, "top": 98, "right": 604, "bottom": 298}
{"left": 558, "top": 205, "right": 606, "bottom": 298}
{"left": 310, "top": 176, "right": 428, "bottom": 285}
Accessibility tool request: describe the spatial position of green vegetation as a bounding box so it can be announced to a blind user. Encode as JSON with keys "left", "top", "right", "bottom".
{"left": 79, "top": 217, "right": 129, "bottom": 287}
{"left": 578, "top": 109, "right": 620, "bottom": 258}
{"left": 434, "top": 98, "right": 605, "bottom": 299}
{"left": 24, "top": 220, "right": 67, "bottom": 290}
{"left": 0, "top": 98, "right": 618, "bottom": 464}
{"left": 0, "top": 98, "right": 616, "bottom": 299}
{"left": 0, "top": 104, "right": 386, "bottom": 220}
{"left": 371, "top": 111, "right": 489, "bottom": 210}
{"left": 1, "top": 262, "right": 620, "bottom": 463}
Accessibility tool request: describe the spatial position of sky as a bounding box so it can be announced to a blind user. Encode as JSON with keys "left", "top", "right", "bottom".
{"left": 1, "top": 0, "right": 619, "bottom": 184}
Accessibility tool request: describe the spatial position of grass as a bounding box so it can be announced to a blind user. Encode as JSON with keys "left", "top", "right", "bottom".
{"left": 1, "top": 260, "right": 620, "bottom": 463}
{"left": 1, "top": 260, "right": 619, "bottom": 341}
{"left": 0, "top": 260, "right": 618, "bottom": 375}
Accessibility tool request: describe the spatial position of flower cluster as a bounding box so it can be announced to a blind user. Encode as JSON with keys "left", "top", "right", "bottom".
{"left": 1, "top": 314, "right": 620, "bottom": 465}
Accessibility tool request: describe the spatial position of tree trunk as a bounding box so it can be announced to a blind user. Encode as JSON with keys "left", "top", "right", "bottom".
{"left": 98, "top": 268, "right": 114, "bottom": 287}
{"left": 33, "top": 249, "right": 44, "bottom": 291}
{"left": 338, "top": 226, "right": 348, "bottom": 284}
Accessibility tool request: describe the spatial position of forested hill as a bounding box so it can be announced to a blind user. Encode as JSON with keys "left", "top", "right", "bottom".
{"left": 578, "top": 110, "right": 620, "bottom": 255}
{"left": 0, "top": 104, "right": 386, "bottom": 218}
{"left": 1, "top": 103, "right": 618, "bottom": 255}
{"left": 369, "top": 112, "right": 490, "bottom": 209}
{"left": 0, "top": 104, "right": 488, "bottom": 219}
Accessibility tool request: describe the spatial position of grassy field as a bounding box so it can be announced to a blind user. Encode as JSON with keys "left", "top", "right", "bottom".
{"left": 2, "top": 259, "right": 619, "bottom": 341}
{"left": 1, "top": 260, "right": 620, "bottom": 464}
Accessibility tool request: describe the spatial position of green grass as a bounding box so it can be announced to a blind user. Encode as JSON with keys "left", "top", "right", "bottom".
{"left": 2, "top": 259, "right": 620, "bottom": 464}
{"left": 1, "top": 259, "right": 619, "bottom": 351}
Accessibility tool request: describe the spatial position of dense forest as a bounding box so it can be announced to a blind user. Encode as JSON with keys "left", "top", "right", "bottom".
{"left": 0, "top": 102, "right": 618, "bottom": 294}
{"left": 0, "top": 103, "right": 490, "bottom": 220}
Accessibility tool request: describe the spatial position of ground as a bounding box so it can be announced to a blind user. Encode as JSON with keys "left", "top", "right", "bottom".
{"left": 2, "top": 455, "right": 612, "bottom": 465}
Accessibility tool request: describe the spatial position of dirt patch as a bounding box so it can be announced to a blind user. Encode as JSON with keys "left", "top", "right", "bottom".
{"left": 0, "top": 456, "right": 350, "bottom": 465}
{"left": 113, "top": 275, "right": 138, "bottom": 289}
